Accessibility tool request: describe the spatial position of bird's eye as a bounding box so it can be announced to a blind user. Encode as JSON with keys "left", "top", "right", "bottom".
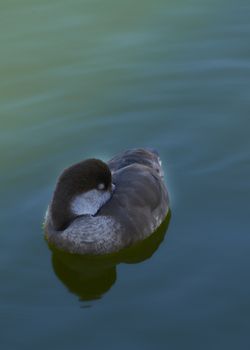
{"left": 97, "top": 183, "right": 105, "bottom": 190}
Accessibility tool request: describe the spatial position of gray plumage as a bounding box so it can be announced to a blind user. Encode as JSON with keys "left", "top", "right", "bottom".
{"left": 44, "top": 148, "right": 169, "bottom": 255}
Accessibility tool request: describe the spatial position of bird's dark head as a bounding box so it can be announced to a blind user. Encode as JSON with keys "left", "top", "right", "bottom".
{"left": 50, "top": 159, "right": 113, "bottom": 231}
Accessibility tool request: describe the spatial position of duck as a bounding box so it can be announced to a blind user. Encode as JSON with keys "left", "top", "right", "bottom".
{"left": 44, "top": 148, "right": 169, "bottom": 255}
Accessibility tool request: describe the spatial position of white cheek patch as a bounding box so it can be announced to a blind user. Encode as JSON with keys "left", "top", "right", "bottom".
{"left": 70, "top": 189, "right": 111, "bottom": 216}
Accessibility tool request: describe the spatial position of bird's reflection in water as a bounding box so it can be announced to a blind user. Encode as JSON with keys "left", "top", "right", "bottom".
{"left": 50, "top": 212, "right": 171, "bottom": 303}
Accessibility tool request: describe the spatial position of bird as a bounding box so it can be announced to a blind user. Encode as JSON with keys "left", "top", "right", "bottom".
{"left": 44, "top": 148, "right": 169, "bottom": 255}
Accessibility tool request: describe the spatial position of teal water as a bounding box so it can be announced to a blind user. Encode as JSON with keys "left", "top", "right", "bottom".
{"left": 1, "top": 0, "right": 250, "bottom": 349}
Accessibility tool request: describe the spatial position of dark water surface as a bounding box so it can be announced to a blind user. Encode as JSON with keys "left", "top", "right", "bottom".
{"left": 1, "top": 0, "right": 250, "bottom": 349}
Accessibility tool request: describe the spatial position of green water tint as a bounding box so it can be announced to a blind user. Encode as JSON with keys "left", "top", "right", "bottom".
{"left": 49, "top": 213, "right": 171, "bottom": 301}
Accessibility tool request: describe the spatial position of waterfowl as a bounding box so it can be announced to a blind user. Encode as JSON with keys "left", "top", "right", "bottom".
{"left": 44, "top": 148, "right": 169, "bottom": 255}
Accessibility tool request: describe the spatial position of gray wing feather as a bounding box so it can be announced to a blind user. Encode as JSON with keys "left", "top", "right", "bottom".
{"left": 99, "top": 162, "right": 169, "bottom": 246}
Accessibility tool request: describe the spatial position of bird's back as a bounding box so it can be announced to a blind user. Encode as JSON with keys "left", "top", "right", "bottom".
{"left": 98, "top": 148, "right": 169, "bottom": 246}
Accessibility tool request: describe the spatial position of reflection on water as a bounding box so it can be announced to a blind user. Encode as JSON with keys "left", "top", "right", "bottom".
{"left": 50, "top": 212, "right": 171, "bottom": 302}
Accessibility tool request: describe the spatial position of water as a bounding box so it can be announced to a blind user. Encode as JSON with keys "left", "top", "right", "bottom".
{"left": 1, "top": 0, "right": 250, "bottom": 349}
